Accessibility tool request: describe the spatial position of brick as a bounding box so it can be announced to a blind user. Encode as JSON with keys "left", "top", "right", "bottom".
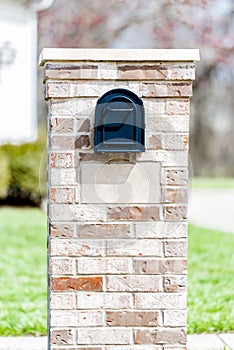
{"left": 164, "top": 310, "right": 186, "bottom": 327}
{"left": 50, "top": 135, "right": 75, "bottom": 151}
{"left": 75, "top": 135, "right": 91, "bottom": 149}
{"left": 107, "top": 275, "right": 162, "bottom": 292}
{"left": 99, "top": 62, "right": 118, "bottom": 79}
{"left": 50, "top": 152, "right": 74, "bottom": 168}
{"left": 134, "top": 259, "right": 187, "bottom": 275}
{"left": 164, "top": 205, "right": 188, "bottom": 221}
{"left": 148, "top": 135, "right": 163, "bottom": 150}
{"left": 135, "top": 328, "right": 186, "bottom": 344}
{"left": 166, "top": 100, "right": 190, "bottom": 115}
{"left": 50, "top": 187, "right": 75, "bottom": 204}
{"left": 135, "top": 293, "right": 186, "bottom": 310}
{"left": 147, "top": 116, "right": 189, "bottom": 133}
{"left": 76, "top": 223, "right": 133, "bottom": 239}
{"left": 163, "top": 346, "right": 187, "bottom": 350}
{"left": 50, "top": 168, "right": 78, "bottom": 186}
{"left": 106, "top": 311, "right": 160, "bottom": 327}
{"left": 107, "top": 206, "right": 160, "bottom": 221}
{"left": 162, "top": 187, "right": 188, "bottom": 204}
{"left": 50, "top": 257, "right": 76, "bottom": 275}
{"left": 152, "top": 134, "right": 188, "bottom": 151}
{"left": 51, "top": 348, "right": 103, "bottom": 350}
{"left": 51, "top": 277, "right": 103, "bottom": 291}
{"left": 77, "top": 327, "right": 132, "bottom": 344}
{"left": 143, "top": 99, "right": 166, "bottom": 115}
{"left": 135, "top": 222, "right": 188, "bottom": 239}
{"left": 50, "top": 118, "right": 74, "bottom": 133}
{"left": 118, "top": 64, "right": 169, "bottom": 80}
{"left": 76, "top": 118, "right": 90, "bottom": 132}
{"left": 50, "top": 292, "right": 76, "bottom": 309}
{"left": 107, "top": 239, "right": 163, "bottom": 257}
{"left": 50, "top": 223, "right": 75, "bottom": 238}
{"left": 78, "top": 152, "right": 131, "bottom": 162}
{"left": 50, "top": 204, "right": 106, "bottom": 222}
{"left": 106, "top": 346, "right": 162, "bottom": 350}
{"left": 50, "top": 329, "right": 76, "bottom": 345}
{"left": 140, "top": 83, "right": 192, "bottom": 97}
{"left": 77, "top": 258, "right": 132, "bottom": 274}
{"left": 136, "top": 151, "right": 188, "bottom": 167}
{"left": 51, "top": 310, "right": 103, "bottom": 327}
{"left": 161, "top": 168, "right": 188, "bottom": 186}
{"left": 164, "top": 241, "right": 187, "bottom": 257}
{"left": 168, "top": 64, "right": 195, "bottom": 80}
{"left": 50, "top": 99, "right": 77, "bottom": 116}
{"left": 164, "top": 276, "right": 187, "bottom": 292}
{"left": 50, "top": 239, "right": 104, "bottom": 257}
{"left": 44, "top": 63, "right": 99, "bottom": 80}
{"left": 77, "top": 292, "right": 133, "bottom": 310}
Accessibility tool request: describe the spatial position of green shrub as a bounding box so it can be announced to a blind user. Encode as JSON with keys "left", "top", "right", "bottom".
{"left": 0, "top": 152, "right": 10, "bottom": 198}
{"left": 0, "top": 129, "right": 46, "bottom": 206}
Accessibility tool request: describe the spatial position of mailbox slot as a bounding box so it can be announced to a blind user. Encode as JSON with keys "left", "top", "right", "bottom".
{"left": 94, "top": 88, "right": 145, "bottom": 153}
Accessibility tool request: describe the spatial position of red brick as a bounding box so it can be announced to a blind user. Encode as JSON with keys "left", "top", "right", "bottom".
{"left": 51, "top": 277, "right": 103, "bottom": 291}
{"left": 50, "top": 152, "right": 74, "bottom": 168}
{"left": 107, "top": 206, "right": 160, "bottom": 221}
{"left": 135, "top": 328, "right": 186, "bottom": 344}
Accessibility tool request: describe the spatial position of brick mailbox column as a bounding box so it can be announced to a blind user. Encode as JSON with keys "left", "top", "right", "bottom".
{"left": 40, "top": 49, "right": 199, "bottom": 350}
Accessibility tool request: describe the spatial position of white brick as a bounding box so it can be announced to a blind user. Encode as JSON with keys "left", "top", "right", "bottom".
{"left": 164, "top": 310, "right": 186, "bottom": 326}
{"left": 77, "top": 292, "right": 133, "bottom": 309}
{"left": 107, "top": 239, "right": 163, "bottom": 257}
{"left": 50, "top": 168, "right": 78, "bottom": 186}
{"left": 77, "top": 258, "right": 132, "bottom": 274}
{"left": 136, "top": 150, "right": 188, "bottom": 167}
{"left": 135, "top": 222, "right": 188, "bottom": 239}
{"left": 77, "top": 327, "right": 132, "bottom": 344}
{"left": 107, "top": 275, "right": 162, "bottom": 292}
{"left": 50, "top": 204, "right": 107, "bottom": 221}
{"left": 50, "top": 292, "right": 75, "bottom": 310}
{"left": 50, "top": 239, "right": 105, "bottom": 257}
{"left": 51, "top": 310, "right": 104, "bottom": 327}
{"left": 50, "top": 257, "right": 76, "bottom": 275}
{"left": 147, "top": 116, "right": 189, "bottom": 133}
{"left": 135, "top": 293, "right": 186, "bottom": 310}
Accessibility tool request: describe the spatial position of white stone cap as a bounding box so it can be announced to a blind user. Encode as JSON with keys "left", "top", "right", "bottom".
{"left": 39, "top": 48, "right": 200, "bottom": 66}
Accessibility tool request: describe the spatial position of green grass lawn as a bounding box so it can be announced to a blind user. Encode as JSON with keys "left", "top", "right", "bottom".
{"left": 0, "top": 207, "right": 47, "bottom": 336}
{"left": 0, "top": 207, "right": 234, "bottom": 335}
{"left": 191, "top": 177, "right": 234, "bottom": 189}
{"left": 188, "top": 225, "right": 234, "bottom": 333}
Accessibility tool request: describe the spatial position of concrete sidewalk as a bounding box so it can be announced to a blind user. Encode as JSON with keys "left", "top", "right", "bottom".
{"left": 0, "top": 334, "right": 234, "bottom": 350}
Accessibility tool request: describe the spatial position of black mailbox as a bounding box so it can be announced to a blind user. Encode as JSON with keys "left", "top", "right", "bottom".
{"left": 94, "top": 88, "right": 145, "bottom": 153}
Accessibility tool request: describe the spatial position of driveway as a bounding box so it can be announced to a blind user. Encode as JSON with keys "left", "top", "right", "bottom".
{"left": 188, "top": 189, "right": 234, "bottom": 233}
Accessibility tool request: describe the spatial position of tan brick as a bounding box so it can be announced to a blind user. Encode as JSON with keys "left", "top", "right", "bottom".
{"left": 50, "top": 152, "right": 74, "bottom": 168}
{"left": 50, "top": 204, "right": 106, "bottom": 222}
{"left": 77, "top": 292, "right": 133, "bottom": 310}
{"left": 118, "top": 64, "right": 170, "bottom": 80}
{"left": 163, "top": 134, "right": 189, "bottom": 151}
{"left": 77, "top": 258, "right": 132, "bottom": 274}
{"left": 50, "top": 187, "right": 75, "bottom": 204}
{"left": 135, "top": 328, "right": 186, "bottom": 344}
{"left": 76, "top": 223, "right": 133, "bottom": 239}
{"left": 164, "top": 310, "right": 186, "bottom": 327}
{"left": 107, "top": 275, "right": 162, "bottom": 292}
{"left": 162, "top": 187, "right": 188, "bottom": 204}
{"left": 107, "top": 239, "right": 163, "bottom": 257}
{"left": 164, "top": 241, "right": 187, "bottom": 257}
{"left": 140, "top": 83, "right": 192, "bottom": 97}
{"left": 76, "top": 118, "right": 90, "bottom": 132}
{"left": 106, "top": 347, "right": 162, "bottom": 350}
{"left": 148, "top": 135, "right": 163, "bottom": 150}
{"left": 45, "top": 63, "right": 99, "bottom": 80}
{"left": 136, "top": 151, "right": 188, "bottom": 167}
{"left": 50, "top": 292, "right": 76, "bottom": 310}
{"left": 50, "top": 223, "right": 75, "bottom": 238}
{"left": 147, "top": 116, "right": 189, "bottom": 133}
{"left": 135, "top": 293, "right": 186, "bottom": 309}
{"left": 164, "top": 276, "right": 187, "bottom": 292}
{"left": 163, "top": 346, "right": 187, "bottom": 350}
{"left": 50, "top": 135, "right": 75, "bottom": 150}
{"left": 77, "top": 327, "right": 132, "bottom": 344}
{"left": 166, "top": 100, "right": 190, "bottom": 115}
{"left": 50, "top": 328, "right": 76, "bottom": 345}
{"left": 168, "top": 64, "right": 195, "bottom": 80}
{"left": 143, "top": 99, "right": 166, "bottom": 114}
{"left": 50, "top": 257, "right": 76, "bottom": 275}
{"left": 99, "top": 62, "right": 118, "bottom": 79}
{"left": 51, "top": 348, "right": 103, "bottom": 350}
{"left": 107, "top": 206, "right": 160, "bottom": 221}
{"left": 106, "top": 311, "right": 160, "bottom": 327}
{"left": 161, "top": 168, "right": 188, "bottom": 186}
{"left": 135, "top": 222, "right": 188, "bottom": 239}
{"left": 51, "top": 277, "right": 103, "bottom": 291}
{"left": 75, "top": 135, "right": 91, "bottom": 149}
{"left": 50, "top": 99, "right": 77, "bottom": 116}
{"left": 50, "top": 238, "right": 104, "bottom": 257}
{"left": 134, "top": 259, "right": 187, "bottom": 275}
{"left": 164, "top": 205, "right": 188, "bottom": 221}
{"left": 50, "top": 117, "right": 74, "bottom": 134}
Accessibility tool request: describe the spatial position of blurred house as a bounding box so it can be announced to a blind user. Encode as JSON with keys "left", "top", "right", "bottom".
{"left": 0, "top": 0, "right": 53, "bottom": 145}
